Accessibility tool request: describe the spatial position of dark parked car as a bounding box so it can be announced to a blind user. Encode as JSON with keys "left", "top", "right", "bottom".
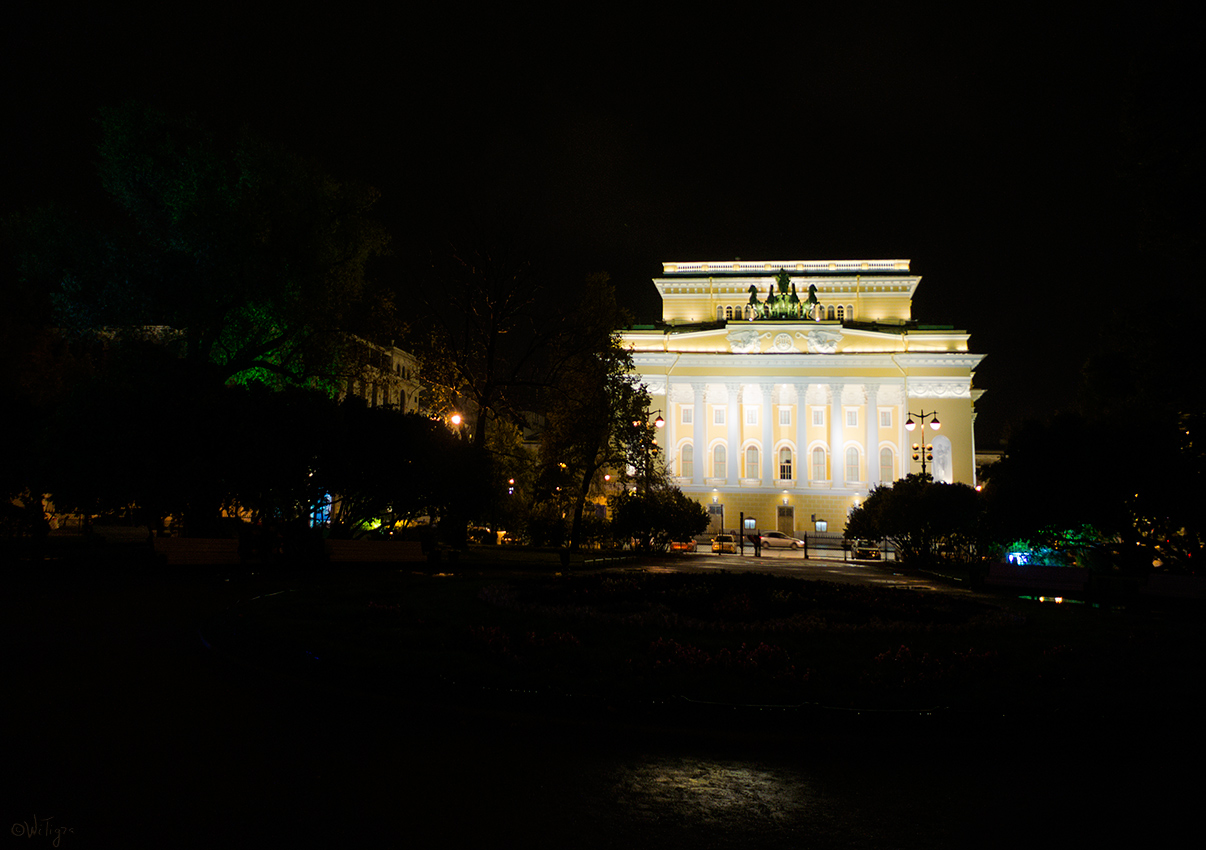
{"left": 852, "top": 540, "right": 882, "bottom": 559}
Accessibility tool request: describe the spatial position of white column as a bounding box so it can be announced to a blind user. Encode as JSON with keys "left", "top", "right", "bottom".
{"left": 693, "top": 383, "right": 705, "bottom": 486}
{"left": 726, "top": 383, "right": 740, "bottom": 486}
{"left": 761, "top": 382, "right": 774, "bottom": 486}
{"left": 865, "top": 383, "right": 879, "bottom": 489}
{"left": 796, "top": 382, "right": 809, "bottom": 486}
{"left": 830, "top": 382, "right": 844, "bottom": 489}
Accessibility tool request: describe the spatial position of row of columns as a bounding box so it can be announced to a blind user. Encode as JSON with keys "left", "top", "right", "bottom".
{"left": 665, "top": 381, "right": 887, "bottom": 491}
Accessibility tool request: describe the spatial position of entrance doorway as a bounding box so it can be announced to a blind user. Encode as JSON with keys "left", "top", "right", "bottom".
{"left": 707, "top": 503, "right": 724, "bottom": 533}
{"left": 777, "top": 505, "right": 794, "bottom": 533}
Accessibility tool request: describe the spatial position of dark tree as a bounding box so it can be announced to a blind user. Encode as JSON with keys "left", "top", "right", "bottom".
{"left": 537, "top": 273, "right": 648, "bottom": 550}
{"left": 846, "top": 474, "right": 983, "bottom": 566}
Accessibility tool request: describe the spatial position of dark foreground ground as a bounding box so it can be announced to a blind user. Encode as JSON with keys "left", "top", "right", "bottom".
{"left": 3, "top": 558, "right": 1201, "bottom": 849}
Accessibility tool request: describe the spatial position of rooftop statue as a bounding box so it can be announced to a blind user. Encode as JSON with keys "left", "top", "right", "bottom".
{"left": 803, "top": 283, "right": 819, "bottom": 320}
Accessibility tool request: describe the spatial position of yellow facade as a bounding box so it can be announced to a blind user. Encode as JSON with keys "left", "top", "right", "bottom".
{"left": 621, "top": 260, "right": 983, "bottom": 535}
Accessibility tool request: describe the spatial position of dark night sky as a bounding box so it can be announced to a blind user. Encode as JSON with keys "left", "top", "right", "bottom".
{"left": 4, "top": 4, "right": 1200, "bottom": 445}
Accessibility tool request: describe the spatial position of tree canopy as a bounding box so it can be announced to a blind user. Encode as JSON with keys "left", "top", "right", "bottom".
{"left": 845, "top": 474, "right": 983, "bottom": 566}
{"left": 12, "top": 101, "right": 394, "bottom": 391}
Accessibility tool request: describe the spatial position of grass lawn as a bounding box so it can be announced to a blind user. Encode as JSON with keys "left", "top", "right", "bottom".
{"left": 203, "top": 568, "right": 1206, "bottom": 719}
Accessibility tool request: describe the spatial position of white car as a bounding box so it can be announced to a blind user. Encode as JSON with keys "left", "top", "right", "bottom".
{"left": 759, "top": 531, "right": 805, "bottom": 549}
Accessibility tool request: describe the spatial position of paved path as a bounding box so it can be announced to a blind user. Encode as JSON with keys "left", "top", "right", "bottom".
{"left": 627, "top": 550, "right": 971, "bottom": 594}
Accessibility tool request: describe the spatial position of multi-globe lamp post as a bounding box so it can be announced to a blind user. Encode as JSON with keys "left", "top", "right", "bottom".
{"left": 905, "top": 410, "right": 941, "bottom": 477}
{"left": 631, "top": 411, "right": 665, "bottom": 497}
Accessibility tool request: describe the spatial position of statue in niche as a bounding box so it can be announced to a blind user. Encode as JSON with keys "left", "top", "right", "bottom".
{"left": 932, "top": 435, "right": 953, "bottom": 484}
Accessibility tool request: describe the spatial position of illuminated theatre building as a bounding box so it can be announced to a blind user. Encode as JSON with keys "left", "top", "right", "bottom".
{"left": 619, "top": 260, "right": 984, "bottom": 535}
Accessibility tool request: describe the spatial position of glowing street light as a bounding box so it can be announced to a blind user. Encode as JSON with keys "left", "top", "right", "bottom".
{"left": 905, "top": 410, "right": 941, "bottom": 477}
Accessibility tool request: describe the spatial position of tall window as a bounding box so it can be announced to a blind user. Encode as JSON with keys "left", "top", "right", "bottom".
{"left": 745, "top": 446, "right": 759, "bottom": 478}
{"left": 836, "top": 305, "right": 844, "bottom": 321}
{"left": 713, "top": 407, "right": 726, "bottom": 426}
{"left": 725, "top": 306, "right": 733, "bottom": 320}
{"left": 845, "top": 447, "right": 860, "bottom": 482}
{"left": 812, "top": 408, "right": 824, "bottom": 427}
{"left": 681, "top": 406, "right": 693, "bottom": 425}
{"left": 681, "top": 445, "right": 694, "bottom": 479}
{"left": 779, "top": 447, "right": 793, "bottom": 480}
{"left": 745, "top": 407, "right": 758, "bottom": 426}
{"left": 846, "top": 409, "right": 858, "bottom": 428}
{"left": 716, "top": 306, "right": 725, "bottom": 321}
{"left": 811, "top": 447, "right": 827, "bottom": 480}
{"left": 713, "top": 445, "right": 726, "bottom": 478}
{"left": 879, "top": 447, "right": 894, "bottom": 482}
{"left": 779, "top": 407, "right": 791, "bottom": 426}
{"left": 880, "top": 409, "right": 892, "bottom": 428}
{"left": 827, "top": 306, "right": 836, "bottom": 320}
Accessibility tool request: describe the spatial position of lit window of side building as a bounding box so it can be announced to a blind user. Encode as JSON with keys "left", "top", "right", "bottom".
{"left": 619, "top": 259, "right": 984, "bottom": 535}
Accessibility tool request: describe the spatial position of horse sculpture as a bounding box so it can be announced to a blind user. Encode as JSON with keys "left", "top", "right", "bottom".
{"left": 803, "top": 283, "right": 819, "bottom": 320}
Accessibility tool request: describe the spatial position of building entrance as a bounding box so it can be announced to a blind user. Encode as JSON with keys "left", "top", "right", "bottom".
{"left": 777, "top": 505, "right": 795, "bottom": 534}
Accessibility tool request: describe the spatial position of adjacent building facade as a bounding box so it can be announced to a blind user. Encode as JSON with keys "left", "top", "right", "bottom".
{"left": 619, "top": 260, "right": 984, "bottom": 535}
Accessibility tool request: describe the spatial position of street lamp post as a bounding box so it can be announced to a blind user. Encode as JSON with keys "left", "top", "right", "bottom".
{"left": 905, "top": 410, "right": 941, "bottom": 477}
{"left": 630, "top": 410, "right": 665, "bottom": 498}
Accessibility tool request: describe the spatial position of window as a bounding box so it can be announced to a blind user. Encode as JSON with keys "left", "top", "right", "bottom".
{"left": 713, "top": 407, "right": 726, "bottom": 426}
{"left": 725, "top": 306, "right": 733, "bottom": 320}
{"left": 716, "top": 306, "right": 725, "bottom": 321}
{"left": 745, "top": 446, "right": 760, "bottom": 478}
{"left": 846, "top": 409, "right": 858, "bottom": 428}
{"left": 779, "top": 447, "right": 793, "bottom": 480}
{"left": 811, "top": 447, "right": 827, "bottom": 480}
{"left": 744, "top": 305, "right": 752, "bottom": 320}
{"left": 681, "top": 407, "right": 693, "bottom": 425}
{"left": 845, "top": 447, "right": 860, "bottom": 482}
{"left": 827, "top": 306, "right": 836, "bottom": 320}
{"left": 836, "top": 305, "right": 844, "bottom": 321}
{"left": 779, "top": 407, "right": 791, "bottom": 426}
{"left": 681, "top": 444, "right": 694, "bottom": 479}
{"left": 812, "top": 408, "right": 824, "bottom": 427}
{"left": 713, "top": 445, "right": 727, "bottom": 478}
{"left": 745, "top": 407, "right": 758, "bottom": 426}
{"left": 880, "top": 409, "right": 892, "bottom": 428}
{"left": 879, "top": 447, "right": 894, "bottom": 482}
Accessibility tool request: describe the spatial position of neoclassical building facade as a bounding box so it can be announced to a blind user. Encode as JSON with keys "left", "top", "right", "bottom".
{"left": 619, "top": 259, "right": 984, "bottom": 535}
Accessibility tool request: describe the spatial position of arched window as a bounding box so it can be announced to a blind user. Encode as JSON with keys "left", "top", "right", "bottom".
{"left": 744, "top": 305, "right": 751, "bottom": 320}
{"left": 713, "top": 445, "right": 727, "bottom": 479}
{"left": 845, "top": 447, "right": 860, "bottom": 482}
{"left": 725, "top": 306, "right": 733, "bottom": 320}
{"left": 836, "top": 305, "right": 844, "bottom": 321}
{"left": 779, "top": 447, "right": 793, "bottom": 480}
{"left": 745, "top": 446, "right": 759, "bottom": 478}
{"left": 846, "top": 304, "right": 854, "bottom": 319}
{"left": 681, "top": 444, "right": 694, "bottom": 479}
{"left": 811, "top": 447, "right": 827, "bottom": 480}
{"left": 716, "top": 306, "right": 725, "bottom": 321}
{"left": 827, "top": 305, "right": 836, "bottom": 320}
{"left": 880, "top": 447, "right": 894, "bottom": 482}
